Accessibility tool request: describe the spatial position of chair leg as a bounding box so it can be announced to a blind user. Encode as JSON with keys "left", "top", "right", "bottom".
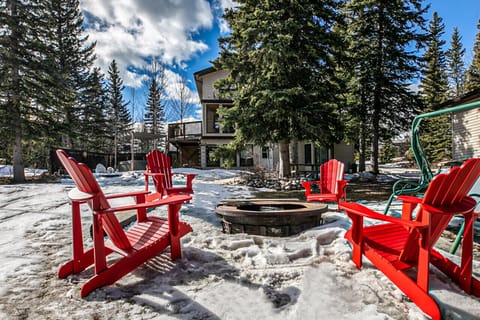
{"left": 58, "top": 248, "right": 95, "bottom": 278}
{"left": 168, "top": 203, "right": 182, "bottom": 260}
{"left": 80, "top": 252, "right": 145, "bottom": 297}
{"left": 365, "top": 250, "right": 442, "bottom": 320}
{"left": 59, "top": 201, "right": 94, "bottom": 277}
{"left": 416, "top": 232, "right": 430, "bottom": 292}
{"left": 92, "top": 215, "right": 107, "bottom": 274}
{"left": 459, "top": 212, "right": 475, "bottom": 294}
{"left": 80, "top": 236, "right": 173, "bottom": 297}
{"left": 346, "top": 214, "right": 364, "bottom": 269}
{"left": 430, "top": 212, "right": 480, "bottom": 297}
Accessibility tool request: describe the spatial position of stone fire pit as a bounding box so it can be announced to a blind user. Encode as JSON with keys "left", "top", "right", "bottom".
{"left": 215, "top": 199, "right": 328, "bottom": 237}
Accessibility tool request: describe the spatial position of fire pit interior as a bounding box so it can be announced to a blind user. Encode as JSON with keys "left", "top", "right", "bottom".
{"left": 215, "top": 199, "right": 328, "bottom": 237}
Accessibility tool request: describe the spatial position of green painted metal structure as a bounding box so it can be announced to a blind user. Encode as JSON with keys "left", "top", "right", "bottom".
{"left": 383, "top": 100, "right": 480, "bottom": 253}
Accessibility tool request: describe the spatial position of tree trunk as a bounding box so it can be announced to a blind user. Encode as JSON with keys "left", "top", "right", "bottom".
{"left": 278, "top": 140, "right": 291, "bottom": 178}
{"left": 371, "top": 4, "right": 384, "bottom": 175}
{"left": 10, "top": 0, "right": 25, "bottom": 183}
{"left": 13, "top": 119, "right": 25, "bottom": 183}
{"left": 290, "top": 137, "right": 298, "bottom": 164}
{"left": 371, "top": 112, "right": 380, "bottom": 174}
{"left": 358, "top": 122, "right": 366, "bottom": 172}
{"left": 11, "top": 71, "right": 24, "bottom": 182}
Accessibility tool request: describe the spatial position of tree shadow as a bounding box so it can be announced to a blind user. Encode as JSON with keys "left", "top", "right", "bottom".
{"left": 85, "top": 247, "right": 300, "bottom": 319}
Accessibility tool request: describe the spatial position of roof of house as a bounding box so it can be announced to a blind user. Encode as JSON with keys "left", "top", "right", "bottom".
{"left": 437, "top": 88, "right": 480, "bottom": 110}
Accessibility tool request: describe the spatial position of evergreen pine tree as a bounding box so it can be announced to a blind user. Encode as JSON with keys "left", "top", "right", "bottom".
{"left": 0, "top": 0, "right": 54, "bottom": 182}
{"left": 420, "top": 12, "right": 449, "bottom": 109}
{"left": 43, "top": 0, "right": 96, "bottom": 149}
{"left": 446, "top": 27, "right": 466, "bottom": 97}
{"left": 214, "top": 0, "right": 343, "bottom": 178}
{"left": 419, "top": 11, "right": 451, "bottom": 163}
{"left": 465, "top": 19, "right": 480, "bottom": 92}
{"left": 106, "top": 60, "right": 131, "bottom": 168}
{"left": 144, "top": 61, "right": 167, "bottom": 151}
{"left": 340, "top": 0, "right": 428, "bottom": 173}
{"left": 77, "top": 67, "right": 109, "bottom": 152}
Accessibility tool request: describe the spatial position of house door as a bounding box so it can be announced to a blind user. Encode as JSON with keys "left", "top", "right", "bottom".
{"left": 261, "top": 146, "right": 273, "bottom": 169}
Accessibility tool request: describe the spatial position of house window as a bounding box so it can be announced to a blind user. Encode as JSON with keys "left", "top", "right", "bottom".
{"left": 315, "top": 146, "right": 329, "bottom": 164}
{"left": 304, "top": 144, "right": 312, "bottom": 164}
{"left": 240, "top": 144, "right": 254, "bottom": 166}
{"left": 206, "top": 145, "right": 220, "bottom": 167}
{"left": 262, "top": 147, "right": 269, "bottom": 159}
{"left": 206, "top": 103, "right": 235, "bottom": 134}
{"left": 206, "top": 105, "right": 220, "bottom": 133}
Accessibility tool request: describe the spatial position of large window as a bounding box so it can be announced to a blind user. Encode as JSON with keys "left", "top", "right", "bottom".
{"left": 206, "top": 104, "right": 220, "bottom": 133}
{"left": 205, "top": 103, "right": 234, "bottom": 134}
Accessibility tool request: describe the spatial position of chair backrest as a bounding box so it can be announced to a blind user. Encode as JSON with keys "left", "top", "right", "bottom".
{"left": 400, "top": 158, "right": 480, "bottom": 261}
{"left": 422, "top": 158, "right": 480, "bottom": 239}
{"left": 319, "top": 159, "right": 345, "bottom": 194}
{"left": 56, "top": 150, "right": 132, "bottom": 250}
{"left": 146, "top": 150, "right": 173, "bottom": 188}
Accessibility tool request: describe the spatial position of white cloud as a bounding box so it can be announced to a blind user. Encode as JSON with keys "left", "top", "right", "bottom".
{"left": 80, "top": 0, "right": 214, "bottom": 87}
{"left": 213, "top": 0, "right": 237, "bottom": 35}
{"left": 408, "top": 82, "right": 421, "bottom": 93}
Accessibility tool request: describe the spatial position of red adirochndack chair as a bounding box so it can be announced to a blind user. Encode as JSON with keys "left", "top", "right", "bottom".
{"left": 339, "top": 158, "right": 480, "bottom": 320}
{"left": 301, "top": 159, "right": 348, "bottom": 205}
{"left": 56, "top": 150, "right": 192, "bottom": 297}
{"left": 144, "top": 150, "right": 196, "bottom": 197}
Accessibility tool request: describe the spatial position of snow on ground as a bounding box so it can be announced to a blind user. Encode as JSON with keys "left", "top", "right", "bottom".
{"left": 0, "top": 168, "right": 479, "bottom": 319}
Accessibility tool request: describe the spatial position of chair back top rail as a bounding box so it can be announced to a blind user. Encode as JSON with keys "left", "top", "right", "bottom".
{"left": 147, "top": 150, "right": 173, "bottom": 188}
{"left": 56, "top": 150, "right": 132, "bottom": 250}
{"left": 320, "top": 159, "right": 344, "bottom": 194}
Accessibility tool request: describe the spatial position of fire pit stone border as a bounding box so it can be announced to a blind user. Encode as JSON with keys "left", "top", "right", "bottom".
{"left": 215, "top": 198, "right": 328, "bottom": 237}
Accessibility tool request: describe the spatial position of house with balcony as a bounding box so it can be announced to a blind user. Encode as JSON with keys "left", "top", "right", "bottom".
{"left": 190, "top": 66, "right": 355, "bottom": 174}
{"left": 167, "top": 120, "right": 202, "bottom": 167}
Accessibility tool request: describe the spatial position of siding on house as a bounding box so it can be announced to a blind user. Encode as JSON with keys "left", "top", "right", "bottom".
{"left": 444, "top": 90, "right": 480, "bottom": 161}
{"left": 452, "top": 108, "right": 480, "bottom": 160}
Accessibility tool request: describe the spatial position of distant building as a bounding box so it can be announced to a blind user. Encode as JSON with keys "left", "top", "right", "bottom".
{"left": 167, "top": 66, "right": 354, "bottom": 174}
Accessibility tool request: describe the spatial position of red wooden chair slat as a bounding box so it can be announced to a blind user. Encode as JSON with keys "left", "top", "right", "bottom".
{"left": 56, "top": 150, "right": 192, "bottom": 297}
{"left": 339, "top": 158, "right": 480, "bottom": 320}
{"left": 301, "top": 159, "right": 348, "bottom": 205}
{"left": 145, "top": 150, "right": 196, "bottom": 197}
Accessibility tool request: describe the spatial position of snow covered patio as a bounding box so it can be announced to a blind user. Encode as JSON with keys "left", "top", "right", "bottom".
{"left": 0, "top": 168, "right": 479, "bottom": 319}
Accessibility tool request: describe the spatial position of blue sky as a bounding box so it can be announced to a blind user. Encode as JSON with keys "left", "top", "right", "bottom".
{"left": 430, "top": 0, "right": 479, "bottom": 64}
{"left": 79, "top": 1, "right": 480, "bottom": 123}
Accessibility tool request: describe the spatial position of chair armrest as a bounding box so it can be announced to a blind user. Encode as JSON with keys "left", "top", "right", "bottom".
{"left": 338, "top": 202, "right": 428, "bottom": 228}
{"left": 105, "top": 190, "right": 150, "bottom": 200}
{"left": 301, "top": 181, "right": 318, "bottom": 197}
{"left": 397, "top": 195, "right": 424, "bottom": 204}
{"left": 173, "top": 172, "right": 197, "bottom": 178}
{"left": 68, "top": 188, "right": 94, "bottom": 202}
{"left": 102, "top": 194, "right": 192, "bottom": 214}
{"left": 144, "top": 172, "right": 164, "bottom": 178}
{"left": 338, "top": 180, "right": 348, "bottom": 202}
{"left": 338, "top": 180, "right": 348, "bottom": 192}
{"left": 178, "top": 173, "right": 197, "bottom": 189}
